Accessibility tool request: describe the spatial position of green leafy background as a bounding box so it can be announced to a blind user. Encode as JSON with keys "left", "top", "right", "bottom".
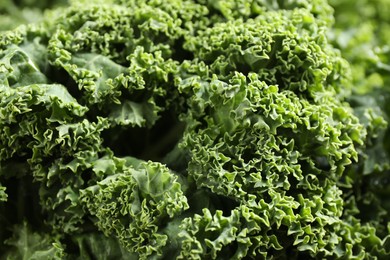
{"left": 1, "top": 0, "right": 390, "bottom": 259}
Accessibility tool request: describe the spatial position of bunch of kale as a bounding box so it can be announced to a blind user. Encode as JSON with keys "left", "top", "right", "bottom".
{"left": 0, "top": 0, "right": 389, "bottom": 259}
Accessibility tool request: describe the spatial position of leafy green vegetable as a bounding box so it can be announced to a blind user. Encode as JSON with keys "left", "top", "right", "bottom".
{"left": 1, "top": 0, "right": 390, "bottom": 259}
{"left": 0, "top": 0, "right": 68, "bottom": 31}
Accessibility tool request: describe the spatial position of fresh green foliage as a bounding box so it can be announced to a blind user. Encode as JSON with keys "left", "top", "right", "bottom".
{"left": 0, "top": 0, "right": 68, "bottom": 31}
{"left": 1, "top": 0, "right": 390, "bottom": 259}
